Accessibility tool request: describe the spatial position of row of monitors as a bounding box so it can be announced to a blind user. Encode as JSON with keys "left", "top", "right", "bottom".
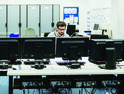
{"left": 0, "top": 37, "right": 89, "bottom": 60}
{"left": 0, "top": 37, "right": 124, "bottom": 64}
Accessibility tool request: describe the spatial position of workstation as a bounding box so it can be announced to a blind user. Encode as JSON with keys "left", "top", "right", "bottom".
{"left": 1, "top": 37, "right": 124, "bottom": 94}
{"left": 0, "top": 0, "right": 124, "bottom": 94}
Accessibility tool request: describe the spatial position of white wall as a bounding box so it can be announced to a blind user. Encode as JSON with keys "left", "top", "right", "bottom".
{"left": 88, "top": 0, "right": 111, "bottom": 10}
{"left": 118, "top": 0, "right": 124, "bottom": 39}
{"left": 111, "top": 0, "right": 124, "bottom": 39}
{"left": 0, "top": 0, "right": 88, "bottom": 33}
{"left": 111, "top": 0, "right": 119, "bottom": 39}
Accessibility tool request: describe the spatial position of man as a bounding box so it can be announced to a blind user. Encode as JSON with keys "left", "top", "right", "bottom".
{"left": 47, "top": 21, "right": 69, "bottom": 37}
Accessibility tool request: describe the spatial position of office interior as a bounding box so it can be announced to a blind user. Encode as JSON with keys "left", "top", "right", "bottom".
{"left": 0, "top": 0, "right": 124, "bottom": 94}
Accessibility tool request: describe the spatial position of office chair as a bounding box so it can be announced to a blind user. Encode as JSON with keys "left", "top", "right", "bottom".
{"left": 44, "top": 32, "right": 50, "bottom": 37}
{"left": 24, "top": 28, "right": 36, "bottom": 37}
{"left": 66, "top": 25, "right": 76, "bottom": 37}
{"left": 90, "top": 34, "right": 109, "bottom": 39}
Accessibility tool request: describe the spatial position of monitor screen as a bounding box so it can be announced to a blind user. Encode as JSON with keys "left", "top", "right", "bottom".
{"left": 66, "top": 25, "right": 76, "bottom": 36}
{"left": 93, "top": 24, "right": 99, "bottom": 30}
{"left": 0, "top": 38, "right": 21, "bottom": 63}
{"left": 56, "top": 37, "right": 89, "bottom": 60}
{"left": 22, "top": 37, "right": 55, "bottom": 59}
{"left": 89, "top": 39, "right": 123, "bottom": 69}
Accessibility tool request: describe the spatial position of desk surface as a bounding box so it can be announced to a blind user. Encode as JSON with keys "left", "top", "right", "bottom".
{"left": 7, "top": 57, "right": 124, "bottom": 76}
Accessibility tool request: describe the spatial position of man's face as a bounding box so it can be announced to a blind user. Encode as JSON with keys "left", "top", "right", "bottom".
{"left": 57, "top": 26, "right": 66, "bottom": 36}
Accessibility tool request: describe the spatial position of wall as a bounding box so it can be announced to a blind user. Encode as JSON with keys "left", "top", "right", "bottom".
{"left": 111, "top": 0, "right": 119, "bottom": 39}
{"left": 111, "top": 0, "right": 124, "bottom": 39}
{"left": 118, "top": 0, "right": 124, "bottom": 39}
{"left": 88, "top": 0, "right": 111, "bottom": 10}
{"left": 87, "top": 0, "right": 112, "bottom": 36}
{"left": 0, "top": 0, "right": 122, "bottom": 39}
{"left": 0, "top": 0, "right": 88, "bottom": 33}
{"left": 108, "top": 0, "right": 124, "bottom": 39}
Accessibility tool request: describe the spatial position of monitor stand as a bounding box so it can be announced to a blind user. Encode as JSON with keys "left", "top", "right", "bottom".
{"left": 9, "top": 59, "right": 21, "bottom": 65}
{"left": 34, "top": 60, "right": 46, "bottom": 69}
{"left": 57, "top": 60, "right": 85, "bottom": 69}
{"left": 68, "top": 60, "right": 81, "bottom": 69}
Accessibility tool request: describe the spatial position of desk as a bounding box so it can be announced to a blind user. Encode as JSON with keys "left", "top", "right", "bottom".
{"left": 7, "top": 57, "right": 124, "bottom": 75}
{"left": 7, "top": 57, "right": 124, "bottom": 94}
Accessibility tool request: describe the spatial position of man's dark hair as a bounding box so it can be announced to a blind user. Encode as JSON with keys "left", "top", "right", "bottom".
{"left": 57, "top": 21, "right": 66, "bottom": 28}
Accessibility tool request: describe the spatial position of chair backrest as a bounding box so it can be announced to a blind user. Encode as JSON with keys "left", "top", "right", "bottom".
{"left": 24, "top": 28, "right": 36, "bottom": 37}
{"left": 66, "top": 25, "right": 76, "bottom": 36}
{"left": 44, "top": 32, "right": 50, "bottom": 37}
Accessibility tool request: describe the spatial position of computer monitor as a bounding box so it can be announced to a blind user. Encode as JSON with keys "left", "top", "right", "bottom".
{"left": 22, "top": 37, "right": 55, "bottom": 69}
{"left": 93, "top": 24, "right": 99, "bottom": 30}
{"left": 22, "top": 37, "right": 55, "bottom": 59}
{"left": 66, "top": 25, "right": 76, "bottom": 36}
{"left": 122, "top": 40, "right": 124, "bottom": 61}
{"left": 90, "top": 34, "right": 109, "bottom": 39}
{"left": 56, "top": 37, "right": 89, "bottom": 68}
{"left": 89, "top": 39, "right": 123, "bottom": 69}
{"left": 0, "top": 38, "right": 21, "bottom": 67}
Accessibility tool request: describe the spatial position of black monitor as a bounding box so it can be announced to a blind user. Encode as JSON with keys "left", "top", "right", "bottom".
{"left": 0, "top": 38, "right": 21, "bottom": 68}
{"left": 93, "top": 24, "right": 99, "bottom": 30}
{"left": 56, "top": 37, "right": 89, "bottom": 68}
{"left": 90, "top": 34, "right": 109, "bottom": 39}
{"left": 122, "top": 40, "right": 124, "bottom": 61}
{"left": 66, "top": 25, "right": 76, "bottom": 36}
{"left": 22, "top": 37, "right": 55, "bottom": 69}
{"left": 22, "top": 37, "right": 55, "bottom": 59}
{"left": 89, "top": 39, "right": 123, "bottom": 69}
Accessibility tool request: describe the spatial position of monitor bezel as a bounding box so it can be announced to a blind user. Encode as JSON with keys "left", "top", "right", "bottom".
{"left": 56, "top": 37, "right": 89, "bottom": 60}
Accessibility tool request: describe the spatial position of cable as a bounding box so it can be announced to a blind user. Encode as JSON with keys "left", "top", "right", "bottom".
{"left": 23, "top": 82, "right": 26, "bottom": 94}
{"left": 23, "top": 89, "right": 25, "bottom": 94}
{"left": 92, "top": 88, "right": 97, "bottom": 94}
{"left": 84, "top": 88, "right": 87, "bottom": 94}
{"left": 33, "top": 89, "right": 35, "bottom": 94}
{"left": 70, "top": 89, "right": 72, "bottom": 94}
{"left": 89, "top": 81, "right": 94, "bottom": 94}
{"left": 84, "top": 88, "right": 91, "bottom": 94}
{"left": 65, "top": 89, "right": 67, "bottom": 94}
{"left": 106, "top": 77, "right": 115, "bottom": 86}
{"left": 41, "top": 89, "right": 43, "bottom": 94}
{"left": 70, "top": 32, "right": 75, "bottom": 38}
{"left": 40, "top": 89, "right": 43, "bottom": 94}
{"left": 102, "top": 77, "right": 116, "bottom": 94}
{"left": 39, "top": 89, "right": 40, "bottom": 94}
{"left": 81, "top": 88, "right": 83, "bottom": 94}
{"left": 64, "top": 88, "right": 72, "bottom": 94}
{"left": 79, "top": 89, "right": 81, "bottom": 94}
{"left": 105, "top": 86, "right": 110, "bottom": 93}
{"left": 27, "top": 89, "right": 29, "bottom": 94}
{"left": 22, "top": 78, "right": 32, "bottom": 87}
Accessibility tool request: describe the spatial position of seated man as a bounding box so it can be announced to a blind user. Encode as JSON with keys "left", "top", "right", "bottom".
{"left": 47, "top": 21, "right": 69, "bottom": 37}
